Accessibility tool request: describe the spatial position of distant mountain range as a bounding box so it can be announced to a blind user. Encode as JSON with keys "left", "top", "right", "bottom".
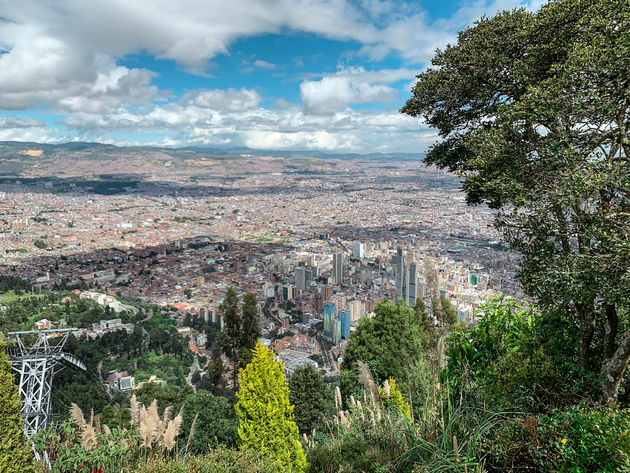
{"left": 0, "top": 140, "right": 426, "bottom": 181}
{"left": 0, "top": 141, "right": 425, "bottom": 162}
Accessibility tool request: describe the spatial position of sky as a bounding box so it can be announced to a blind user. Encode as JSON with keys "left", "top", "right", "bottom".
{"left": 0, "top": 0, "right": 545, "bottom": 153}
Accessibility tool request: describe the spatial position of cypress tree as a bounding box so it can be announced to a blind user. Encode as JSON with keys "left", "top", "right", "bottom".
{"left": 0, "top": 341, "right": 37, "bottom": 473}
{"left": 236, "top": 340, "right": 307, "bottom": 472}
{"left": 239, "top": 293, "right": 261, "bottom": 366}
{"left": 288, "top": 363, "right": 333, "bottom": 434}
{"left": 218, "top": 287, "right": 241, "bottom": 390}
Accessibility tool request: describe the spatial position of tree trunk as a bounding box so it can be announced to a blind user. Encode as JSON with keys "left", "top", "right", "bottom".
{"left": 577, "top": 302, "right": 595, "bottom": 369}
{"left": 604, "top": 304, "right": 618, "bottom": 361}
{"left": 601, "top": 330, "right": 630, "bottom": 406}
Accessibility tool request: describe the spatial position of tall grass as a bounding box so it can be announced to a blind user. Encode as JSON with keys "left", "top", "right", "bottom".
{"left": 306, "top": 360, "right": 511, "bottom": 472}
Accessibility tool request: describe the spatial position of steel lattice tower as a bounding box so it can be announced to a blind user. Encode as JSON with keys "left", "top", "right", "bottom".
{"left": 7, "top": 329, "right": 86, "bottom": 438}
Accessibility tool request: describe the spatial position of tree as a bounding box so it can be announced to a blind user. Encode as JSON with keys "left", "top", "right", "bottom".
{"left": 207, "top": 357, "right": 225, "bottom": 393}
{"left": 415, "top": 298, "right": 436, "bottom": 345}
{"left": 435, "top": 295, "right": 457, "bottom": 326}
{"left": 340, "top": 299, "right": 426, "bottom": 400}
{"left": 239, "top": 293, "right": 261, "bottom": 367}
{"left": 134, "top": 382, "right": 194, "bottom": 415}
{"left": 180, "top": 391, "right": 238, "bottom": 453}
{"left": 235, "top": 340, "right": 307, "bottom": 472}
{"left": 288, "top": 364, "right": 333, "bottom": 434}
{"left": 402, "top": 0, "right": 630, "bottom": 404}
{"left": 218, "top": 288, "right": 241, "bottom": 390}
{"left": 0, "top": 341, "right": 37, "bottom": 473}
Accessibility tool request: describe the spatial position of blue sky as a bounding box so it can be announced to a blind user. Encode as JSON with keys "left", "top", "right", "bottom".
{"left": 0, "top": 0, "right": 544, "bottom": 153}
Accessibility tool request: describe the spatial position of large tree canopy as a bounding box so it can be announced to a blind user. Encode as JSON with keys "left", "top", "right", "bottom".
{"left": 340, "top": 299, "right": 427, "bottom": 401}
{"left": 403, "top": 0, "right": 630, "bottom": 404}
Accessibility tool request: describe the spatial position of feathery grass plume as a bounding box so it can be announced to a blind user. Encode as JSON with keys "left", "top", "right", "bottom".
{"left": 366, "top": 407, "right": 376, "bottom": 426}
{"left": 437, "top": 335, "right": 446, "bottom": 372}
{"left": 81, "top": 423, "right": 98, "bottom": 451}
{"left": 162, "top": 410, "right": 183, "bottom": 451}
{"left": 69, "top": 403, "right": 87, "bottom": 429}
{"left": 130, "top": 394, "right": 141, "bottom": 427}
{"left": 356, "top": 360, "right": 380, "bottom": 410}
{"left": 162, "top": 406, "right": 173, "bottom": 425}
{"left": 185, "top": 413, "right": 198, "bottom": 454}
{"left": 334, "top": 386, "right": 342, "bottom": 412}
{"left": 139, "top": 405, "right": 156, "bottom": 448}
{"left": 147, "top": 400, "right": 160, "bottom": 440}
{"left": 102, "top": 424, "right": 111, "bottom": 436}
{"left": 356, "top": 400, "right": 365, "bottom": 422}
{"left": 382, "top": 379, "right": 391, "bottom": 397}
{"left": 94, "top": 413, "right": 102, "bottom": 435}
{"left": 339, "top": 410, "right": 350, "bottom": 429}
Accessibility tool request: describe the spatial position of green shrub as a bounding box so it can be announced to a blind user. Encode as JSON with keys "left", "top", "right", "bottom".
{"left": 132, "top": 450, "right": 277, "bottom": 473}
{"left": 0, "top": 341, "right": 38, "bottom": 473}
{"left": 485, "top": 406, "right": 630, "bottom": 472}
{"left": 542, "top": 406, "right": 630, "bottom": 472}
{"left": 179, "top": 391, "right": 238, "bottom": 453}
{"left": 445, "top": 295, "right": 596, "bottom": 411}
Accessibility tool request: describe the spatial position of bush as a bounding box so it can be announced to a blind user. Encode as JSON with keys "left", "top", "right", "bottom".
{"left": 132, "top": 450, "right": 277, "bottom": 473}
{"left": 542, "top": 406, "right": 630, "bottom": 472}
{"left": 485, "top": 406, "right": 630, "bottom": 472}
{"left": 0, "top": 341, "right": 38, "bottom": 473}
{"left": 445, "top": 295, "right": 596, "bottom": 411}
{"left": 179, "top": 391, "right": 238, "bottom": 453}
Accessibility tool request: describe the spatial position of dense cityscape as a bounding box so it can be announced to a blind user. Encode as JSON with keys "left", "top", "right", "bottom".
{"left": 0, "top": 145, "right": 523, "bottom": 382}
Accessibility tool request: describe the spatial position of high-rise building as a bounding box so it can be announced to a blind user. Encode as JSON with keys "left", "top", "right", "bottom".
{"left": 323, "top": 301, "right": 336, "bottom": 337}
{"left": 348, "top": 300, "right": 364, "bottom": 322}
{"left": 305, "top": 267, "right": 317, "bottom": 285}
{"left": 282, "top": 285, "right": 294, "bottom": 301}
{"left": 295, "top": 267, "right": 306, "bottom": 290}
{"left": 395, "top": 248, "right": 404, "bottom": 300}
{"left": 408, "top": 263, "right": 418, "bottom": 307}
{"left": 332, "top": 318, "right": 342, "bottom": 345}
{"left": 333, "top": 253, "right": 343, "bottom": 285}
{"left": 352, "top": 241, "right": 364, "bottom": 258}
{"left": 339, "top": 310, "right": 351, "bottom": 340}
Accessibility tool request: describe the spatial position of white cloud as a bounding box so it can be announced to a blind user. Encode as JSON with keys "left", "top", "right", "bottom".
{"left": 252, "top": 59, "right": 276, "bottom": 70}
{"left": 301, "top": 76, "right": 398, "bottom": 115}
{"left": 0, "top": 116, "right": 45, "bottom": 128}
{"left": 0, "top": 0, "right": 547, "bottom": 152}
{"left": 183, "top": 88, "right": 262, "bottom": 112}
{"left": 299, "top": 66, "right": 419, "bottom": 115}
{"left": 55, "top": 98, "right": 432, "bottom": 152}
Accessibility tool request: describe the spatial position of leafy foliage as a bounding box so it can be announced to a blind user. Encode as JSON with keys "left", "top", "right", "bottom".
{"left": 0, "top": 341, "right": 37, "bottom": 473}
{"left": 132, "top": 450, "right": 277, "bottom": 473}
{"left": 485, "top": 406, "right": 630, "bottom": 472}
{"left": 288, "top": 364, "right": 334, "bottom": 434}
{"left": 340, "top": 299, "right": 427, "bottom": 402}
{"left": 445, "top": 295, "right": 597, "bottom": 410}
{"left": 179, "top": 391, "right": 238, "bottom": 454}
{"left": 403, "top": 0, "right": 630, "bottom": 404}
{"left": 236, "top": 340, "right": 307, "bottom": 472}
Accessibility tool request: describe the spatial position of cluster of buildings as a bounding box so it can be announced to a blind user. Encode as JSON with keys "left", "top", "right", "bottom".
{"left": 1, "top": 157, "right": 527, "bottom": 379}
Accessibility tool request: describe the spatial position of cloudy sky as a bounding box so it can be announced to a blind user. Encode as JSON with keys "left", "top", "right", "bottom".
{"left": 0, "top": 0, "right": 544, "bottom": 153}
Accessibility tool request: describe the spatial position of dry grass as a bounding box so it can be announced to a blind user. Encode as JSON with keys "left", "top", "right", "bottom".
{"left": 70, "top": 396, "right": 183, "bottom": 457}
